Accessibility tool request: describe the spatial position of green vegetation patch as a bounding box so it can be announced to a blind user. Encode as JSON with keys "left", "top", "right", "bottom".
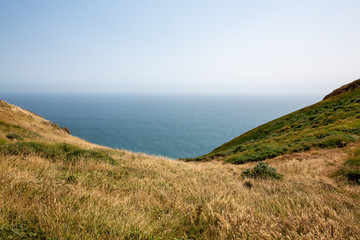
{"left": 0, "top": 209, "right": 47, "bottom": 240}
{"left": 0, "top": 121, "right": 40, "bottom": 140}
{"left": 6, "top": 133, "right": 23, "bottom": 140}
{"left": 185, "top": 87, "right": 360, "bottom": 164}
{"left": 241, "top": 161, "right": 283, "bottom": 180}
{"left": 0, "top": 142, "right": 116, "bottom": 165}
{"left": 339, "top": 144, "right": 360, "bottom": 184}
{"left": 0, "top": 121, "right": 22, "bottom": 131}
{"left": 0, "top": 138, "right": 7, "bottom": 146}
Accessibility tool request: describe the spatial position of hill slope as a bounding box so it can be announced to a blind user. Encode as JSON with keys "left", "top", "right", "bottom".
{"left": 0, "top": 97, "right": 360, "bottom": 239}
{"left": 186, "top": 79, "right": 360, "bottom": 164}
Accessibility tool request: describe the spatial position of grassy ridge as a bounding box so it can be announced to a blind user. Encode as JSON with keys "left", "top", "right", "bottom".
{"left": 186, "top": 86, "right": 360, "bottom": 164}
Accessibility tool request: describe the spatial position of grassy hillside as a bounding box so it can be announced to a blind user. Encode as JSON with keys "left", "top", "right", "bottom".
{"left": 1, "top": 98, "right": 360, "bottom": 239}
{"left": 186, "top": 79, "right": 360, "bottom": 164}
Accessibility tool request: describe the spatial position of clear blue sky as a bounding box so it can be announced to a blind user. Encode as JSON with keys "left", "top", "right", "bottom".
{"left": 1, "top": 0, "right": 359, "bottom": 95}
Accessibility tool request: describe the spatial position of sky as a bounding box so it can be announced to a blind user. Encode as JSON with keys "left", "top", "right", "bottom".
{"left": 0, "top": 0, "right": 360, "bottom": 95}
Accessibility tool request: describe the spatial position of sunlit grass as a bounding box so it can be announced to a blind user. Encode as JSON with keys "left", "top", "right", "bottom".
{"left": 1, "top": 146, "right": 360, "bottom": 239}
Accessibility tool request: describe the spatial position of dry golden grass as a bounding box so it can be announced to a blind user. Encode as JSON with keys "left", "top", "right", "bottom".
{"left": 1, "top": 100, "right": 360, "bottom": 239}
{"left": 0, "top": 100, "right": 106, "bottom": 149}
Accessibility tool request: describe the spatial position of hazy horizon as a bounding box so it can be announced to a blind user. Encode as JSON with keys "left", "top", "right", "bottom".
{"left": 1, "top": 1, "right": 359, "bottom": 96}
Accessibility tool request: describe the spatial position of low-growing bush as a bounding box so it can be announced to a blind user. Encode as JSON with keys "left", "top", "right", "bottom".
{"left": 241, "top": 161, "right": 283, "bottom": 180}
{"left": 6, "top": 133, "right": 23, "bottom": 140}
{"left": 343, "top": 170, "right": 360, "bottom": 184}
{"left": 243, "top": 180, "right": 253, "bottom": 189}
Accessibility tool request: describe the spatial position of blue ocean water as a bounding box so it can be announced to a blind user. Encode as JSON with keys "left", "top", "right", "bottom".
{"left": 1, "top": 94, "right": 319, "bottom": 159}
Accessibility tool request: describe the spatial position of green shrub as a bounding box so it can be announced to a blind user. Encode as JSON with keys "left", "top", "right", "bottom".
{"left": 63, "top": 147, "right": 116, "bottom": 164}
{"left": 6, "top": 133, "right": 23, "bottom": 140}
{"left": 243, "top": 180, "right": 253, "bottom": 189}
{"left": 343, "top": 170, "right": 360, "bottom": 184}
{"left": 241, "top": 162, "right": 283, "bottom": 180}
{"left": 57, "top": 143, "right": 80, "bottom": 153}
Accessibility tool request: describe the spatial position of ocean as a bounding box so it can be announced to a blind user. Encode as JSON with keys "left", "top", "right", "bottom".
{"left": 1, "top": 94, "right": 319, "bottom": 159}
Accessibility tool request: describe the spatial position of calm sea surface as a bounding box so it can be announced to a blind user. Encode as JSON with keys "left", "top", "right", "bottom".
{"left": 1, "top": 94, "right": 320, "bottom": 158}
